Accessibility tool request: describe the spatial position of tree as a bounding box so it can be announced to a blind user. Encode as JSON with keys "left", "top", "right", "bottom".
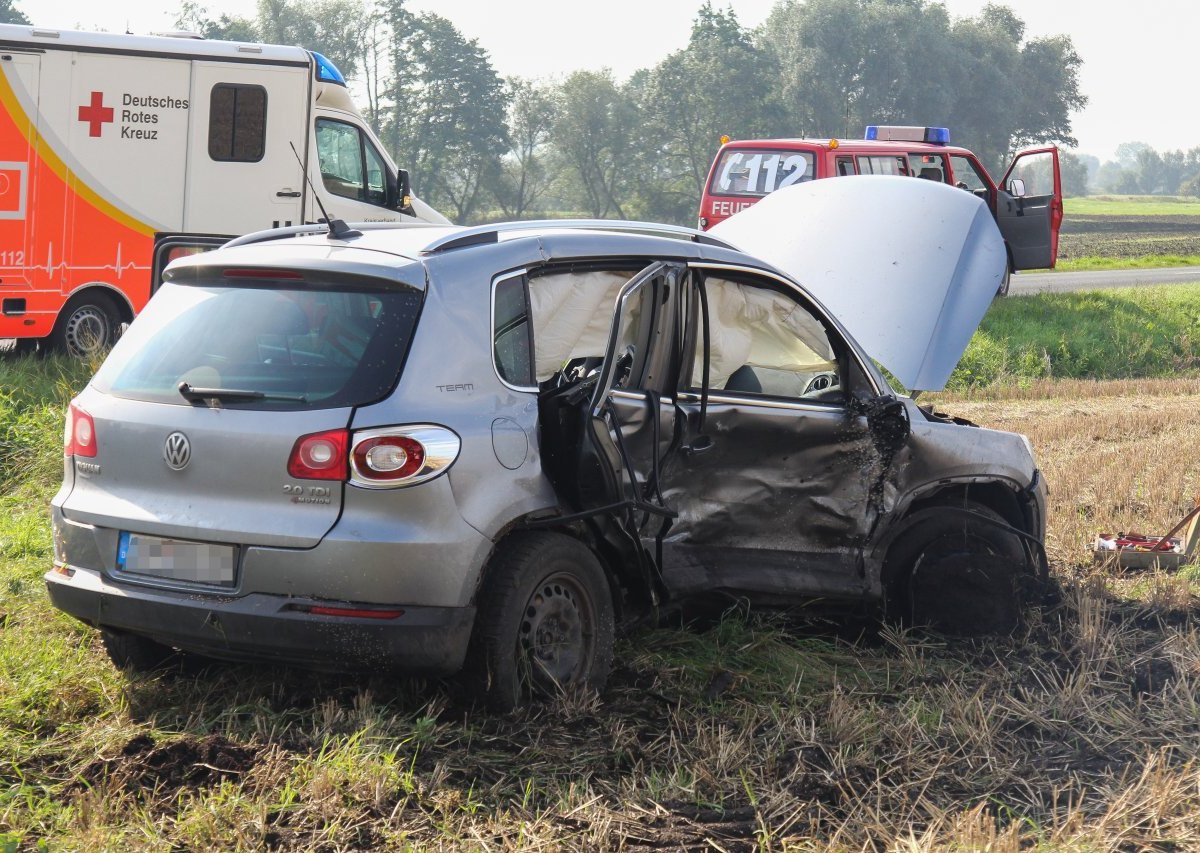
{"left": 760, "top": 0, "right": 1087, "bottom": 175}
{"left": 634, "top": 3, "right": 784, "bottom": 222}
{"left": 553, "top": 70, "right": 639, "bottom": 219}
{"left": 1059, "top": 150, "right": 1089, "bottom": 197}
{"left": 175, "top": 2, "right": 258, "bottom": 40}
{"left": 1114, "top": 141, "right": 1152, "bottom": 170}
{"left": 0, "top": 0, "right": 28, "bottom": 24}
{"left": 255, "top": 0, "right": 370, "bottom": 80}
{"left": 383, "top": 12, "right": 509, "bottom": 222}
{"left": 489, "top": 77, "right": 559, "bottom": 219}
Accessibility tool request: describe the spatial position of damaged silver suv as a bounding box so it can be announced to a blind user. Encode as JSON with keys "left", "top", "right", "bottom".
{"left": 48, "top": 176, "right": 1046, "bottom": 707}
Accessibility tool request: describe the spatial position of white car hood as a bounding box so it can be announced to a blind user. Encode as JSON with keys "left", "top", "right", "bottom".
{"left": 710, "top": 175, "right": 1005, "bottom": 392}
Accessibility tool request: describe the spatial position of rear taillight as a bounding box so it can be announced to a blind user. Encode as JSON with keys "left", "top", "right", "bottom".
{"left": 349, "top": 425, "right": 460, "bottom": 489}
{"left": 352, "top": 435, "right": 425, "bottom": 481}
{"left": 286, "top": 425, "right": 460, "bottom": 486}
{"left": 287, "top": 429, "right": 349, "bottom": 480}
{"left": 64, "top": 403, "right": 97, "bottom": 458}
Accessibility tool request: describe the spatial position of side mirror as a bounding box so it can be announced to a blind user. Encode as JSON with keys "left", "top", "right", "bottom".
{"left": 852, "top": 393, "right": 911, "bottom": 450}
{"left": 395, "top": 168, "right": 414, "bottom": 215}
{"left": 1008, "top": 177, "right": 1026, "bottom": 198}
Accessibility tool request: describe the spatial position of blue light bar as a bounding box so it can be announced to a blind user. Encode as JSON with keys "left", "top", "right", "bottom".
{"left": 311, "top": 52, "right": 347, "bottom": 86}
{"left": 864, "top": 125, "right": 951, "bottom": 145}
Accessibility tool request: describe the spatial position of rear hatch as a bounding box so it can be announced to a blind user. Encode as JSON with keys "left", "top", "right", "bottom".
{"left": 61, "top": 266, "right": 423, "bottom": 550}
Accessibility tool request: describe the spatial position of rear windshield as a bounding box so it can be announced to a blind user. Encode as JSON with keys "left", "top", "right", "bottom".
{"left": 92, "top": 282, "right": 422, "bottom": 410}
{"left": 709, "top": 148, "right": 815, "bottom": 197}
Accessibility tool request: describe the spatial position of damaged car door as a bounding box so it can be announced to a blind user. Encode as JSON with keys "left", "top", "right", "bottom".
{"left": 537, "top": 261, "right": 684, "bottom": 600}
{"left": 653, "top": 267, "right": 885, "bottom": 600}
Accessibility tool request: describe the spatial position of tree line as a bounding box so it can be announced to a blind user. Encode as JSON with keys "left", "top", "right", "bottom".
{"left": 177, "top": 0, "right": 1087, "bottom": 224}
{"left": 1071, "top": 143, "right": 1200, "bottom": 198}
{"left": 6, "top": 0, "right": 1091, "bottom": 222}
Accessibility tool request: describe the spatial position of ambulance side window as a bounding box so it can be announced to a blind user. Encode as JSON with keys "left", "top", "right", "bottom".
{"left": 208, "top": 84, "right": 267, "bottom": 162}
{"left": 315, "top": 119, "right": 389, "bottom": 207}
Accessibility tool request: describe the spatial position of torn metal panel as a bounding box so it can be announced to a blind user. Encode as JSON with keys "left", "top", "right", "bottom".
{"left": 654, "top": 397, "right": 879, "bottom": 598}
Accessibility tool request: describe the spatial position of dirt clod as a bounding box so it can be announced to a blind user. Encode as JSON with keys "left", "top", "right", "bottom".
{"left": 78, "top": 734, "right": 257, "bottom": 795}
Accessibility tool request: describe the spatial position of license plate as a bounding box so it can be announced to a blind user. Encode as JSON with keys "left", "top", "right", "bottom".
{"left": 116, "top": 532, "right": 237, "bottom": 587}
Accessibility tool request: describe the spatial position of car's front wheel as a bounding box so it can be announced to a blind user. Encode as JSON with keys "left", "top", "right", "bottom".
{"left": 886, "top": 503, "right": 1032, "bottom": 635}
{"left": 464, "top": 532, "right": 614, "bottom": 710}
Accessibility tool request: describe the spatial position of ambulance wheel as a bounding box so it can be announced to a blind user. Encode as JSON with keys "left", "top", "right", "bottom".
{"left": 51, "top": 293, "right": 119, "bottom": 358}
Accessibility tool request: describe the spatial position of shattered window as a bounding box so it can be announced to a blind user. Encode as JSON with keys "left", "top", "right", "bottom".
{"left": 493, "top": 274, "right": 534, "bottom": 387}
{"left": 690, "top": 276, "right": 842, "bottom": 403}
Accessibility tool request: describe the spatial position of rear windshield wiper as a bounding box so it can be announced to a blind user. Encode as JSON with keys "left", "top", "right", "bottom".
{"left": 178, "top": 382, "right": 308, "bottom": 404}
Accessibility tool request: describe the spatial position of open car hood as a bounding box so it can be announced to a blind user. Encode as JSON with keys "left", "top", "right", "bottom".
{"left": 710, "top": 175, "right": 1005, "bottom": 392}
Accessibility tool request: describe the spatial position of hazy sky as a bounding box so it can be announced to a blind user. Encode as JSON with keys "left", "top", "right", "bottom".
{"left": 23, "top": 0, "right": 1198, "bottom": 161}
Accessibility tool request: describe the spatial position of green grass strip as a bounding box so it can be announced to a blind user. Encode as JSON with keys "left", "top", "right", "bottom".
{"left": 949, "top": 284, "right": 1200, "bottom": 389}
{"left": 1064, "top": 195, "right": 1200, "bottom": 216}
{"left": 1055, "top": 255, "right": 1200, "bottom": 272}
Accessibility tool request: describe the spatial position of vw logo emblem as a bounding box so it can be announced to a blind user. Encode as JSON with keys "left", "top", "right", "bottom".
{"left": 163, "top": 431, "right": 191, "bottom": 471}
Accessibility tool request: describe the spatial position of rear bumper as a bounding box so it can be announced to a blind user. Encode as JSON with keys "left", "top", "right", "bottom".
{"left": 45, "top": 566, "right": 475, "bottom": 674}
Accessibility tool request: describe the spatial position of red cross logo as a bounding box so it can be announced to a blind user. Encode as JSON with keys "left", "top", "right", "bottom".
{"left": 78, "top": 91, "right": 114, "bottom": 138}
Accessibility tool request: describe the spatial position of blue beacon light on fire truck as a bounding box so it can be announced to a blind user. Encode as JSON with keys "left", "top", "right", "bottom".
{"left": 865, "top": 126, "right": 950, "bottom": 145}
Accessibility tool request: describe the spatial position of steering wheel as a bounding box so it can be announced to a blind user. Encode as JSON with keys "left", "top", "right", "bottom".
{"left": 802, "top": 372, "right": 839, "bottom": 396}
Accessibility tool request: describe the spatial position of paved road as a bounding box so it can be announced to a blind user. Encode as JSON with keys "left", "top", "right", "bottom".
{"left": 1011, "top": 266, "right": 1200, "bottom": 295}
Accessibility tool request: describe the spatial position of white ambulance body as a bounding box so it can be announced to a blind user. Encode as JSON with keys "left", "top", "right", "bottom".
{"left": 0, "top": 24, "right": 447, "bottom": 355}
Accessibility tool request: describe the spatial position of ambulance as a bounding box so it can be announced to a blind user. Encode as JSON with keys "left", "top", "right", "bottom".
{"left": 0, "top": 24, "right": 447, "bottom": 356}
{"left": 699, "top": 126, "right": 1063, "bottom": 295}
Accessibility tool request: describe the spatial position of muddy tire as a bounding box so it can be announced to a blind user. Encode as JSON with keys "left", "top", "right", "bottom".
{"left": 463, "top": 532, "right": 614, "bottom": 710}
{"left": 50, "top": 292, "right": 119, "bottom": 358}
{"left": 887, "top": 504, "right": 1029, "bottom": 636}
{"left": 101, "top": 629, "right": 178, "bottom": 672}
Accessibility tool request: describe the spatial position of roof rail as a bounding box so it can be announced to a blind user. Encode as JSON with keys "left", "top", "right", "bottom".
{"left": 222, "top": 221, "right": 442, "bottom": 249}
{"left": 421, "top": 219, "right": 738, "bottom": 254}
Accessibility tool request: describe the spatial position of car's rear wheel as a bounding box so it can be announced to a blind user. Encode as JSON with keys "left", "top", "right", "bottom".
{"left": 464, "top": 532, "right": 614, "bottom": 710}
{"left": 50, "top": 292, "right": 119, "bottom": 358}
{"left": 886, "top": 503, "right": 1030, "bottom": 635}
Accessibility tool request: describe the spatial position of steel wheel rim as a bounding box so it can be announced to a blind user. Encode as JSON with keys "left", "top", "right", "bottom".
{"left": 518, "top": 571, "right": 596, "bottom": 688}
{"left": 63, "top": 305, "right": 110, "bottom": 357}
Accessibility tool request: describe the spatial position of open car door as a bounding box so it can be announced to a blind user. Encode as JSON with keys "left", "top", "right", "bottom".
{"left": 996, "top": 146, "right": 1062, "bottom": 271}
{"left": 537, "top": 261, "right": 684, "bottom": 601}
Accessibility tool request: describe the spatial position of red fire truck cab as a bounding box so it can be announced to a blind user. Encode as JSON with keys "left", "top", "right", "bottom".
{"left": 699, "top": 126, "right": 1062, "bottom": 295}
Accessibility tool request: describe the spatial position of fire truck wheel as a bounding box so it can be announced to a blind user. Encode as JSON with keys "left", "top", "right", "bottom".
{"left": 996, "top": 261, "right": 1012, "bottom": 298}
{"left": 51, "top": 293, "right": 119, "bottom": 359}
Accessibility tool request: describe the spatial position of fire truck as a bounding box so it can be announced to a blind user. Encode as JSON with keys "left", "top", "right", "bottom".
{"left": 0, "top": 24, "right": 447, "bottom": 356}
{"left": 699, "top": 126, "right": 1062, "bottom": 295}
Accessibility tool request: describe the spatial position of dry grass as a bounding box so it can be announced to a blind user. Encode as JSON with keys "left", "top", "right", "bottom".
{"left": 6, "top": 376, "right": 1200, "bottom": 850}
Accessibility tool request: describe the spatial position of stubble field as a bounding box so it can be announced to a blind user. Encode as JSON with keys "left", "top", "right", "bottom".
{"left": 3, "top": 322, "right": 1200, "bottom": 848}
